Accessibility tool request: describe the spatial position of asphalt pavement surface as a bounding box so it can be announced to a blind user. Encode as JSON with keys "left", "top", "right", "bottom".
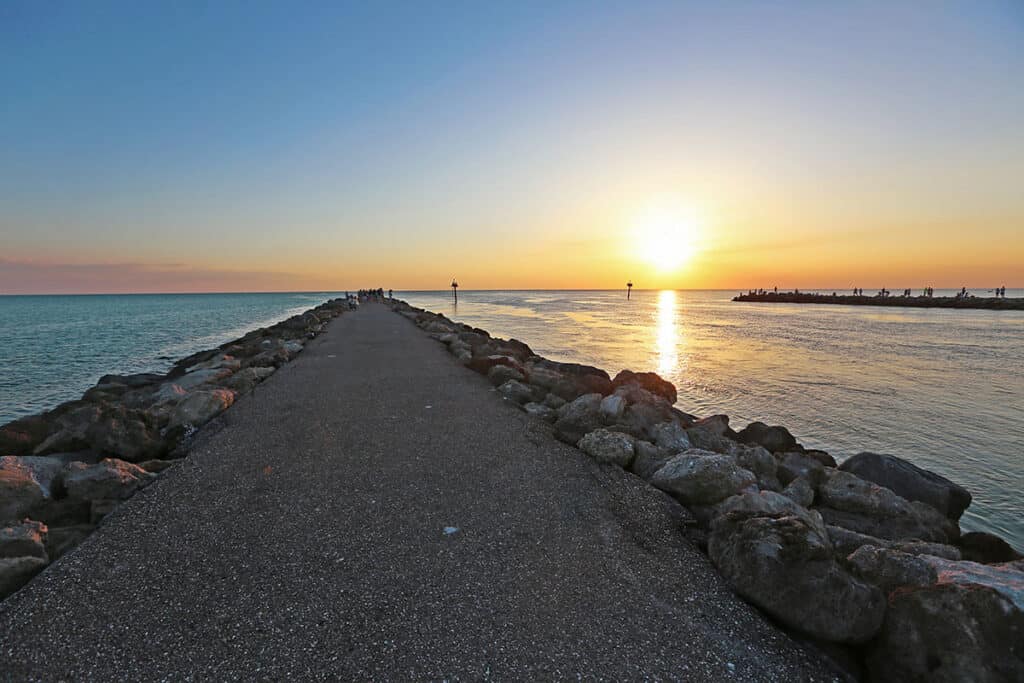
{"left": 0, "top": 303, "right": 837, "bottom": 681}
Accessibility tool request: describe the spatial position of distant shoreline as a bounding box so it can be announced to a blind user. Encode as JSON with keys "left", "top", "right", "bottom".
{"left": 734, "top": 292, "right": 1024, "bottom": 310}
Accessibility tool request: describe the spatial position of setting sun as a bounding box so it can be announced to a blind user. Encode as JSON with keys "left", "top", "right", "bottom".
{"left": 633, "top": 206, "right": 703, "bottom": 272}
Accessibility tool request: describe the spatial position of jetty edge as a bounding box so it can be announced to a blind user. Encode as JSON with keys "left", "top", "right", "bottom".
{"left": 734, "top": 291, "right": 1024, "bottom": 310}
{"left": 395, "top": 298, "right": 1024, "bottom": 681}
{"left": 0, "top": 296, "right": 1019, "bottom": 679}
{"left": 1, "top": 296, "right": 356, "bottom": 595}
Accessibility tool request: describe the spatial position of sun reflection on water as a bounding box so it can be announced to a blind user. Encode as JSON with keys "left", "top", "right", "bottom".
{"left": 656, "top": 290, "right": 679, "bottom": 377}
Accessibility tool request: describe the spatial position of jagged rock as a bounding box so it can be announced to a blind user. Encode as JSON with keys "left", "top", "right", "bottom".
{"left": 629, "top": 441, "right": 674, "bottom": 480}
{"left": 958, "top": 531, "right": 1024, "bottom": 564}
{"left": 714, "top": 490, "right": 828, "bottom": 534}
{"left": 497, "top": 380, "right": 535, "bottom": 405}
{"left": 651, "top": 421, "right": 691, "bottom": 452}
{"left": 96, "top": 373, "right": 165, "bottom": 388}
{"left": 553, "top": 394, "right": 604, "bottom": 445}
{"left": 532, "top": 359, "right": 612, "bottom": 398}
{"left": 816, "top": 470, "right": 958, "bottom": 543}
{"left": 827, "top": 525, "right": 961, "bottom": 560}
{"left": 839, "top": 452, "right": 972, "bottom": 521}
{"left": 168, "top": 389, "right": 236, "bottom": 430}
{"left": 734, "top": 445, "right": 781, "bottom": 491}
{"left": 781, "top": 477, "right": 815, "bottom": 507}
{"left": 599, "top": 394, "right": 626, "bottom": 421}
{"left": 0, "top": 456, "right": 63, "bottom": 523}
{"left": 737, "top": 421, "right": 799, "bottom": 453}
{"left": 774, "top": 451, "right": 828, "bottom": 488}
{"left": 151, "top": 383, "right": 188, "bottom": 404}
{"left": 221, "top": 367, "right": 275, "bottom": 394}
{"left": 523, "top": 402, "right": 556, "bottom": 422}
{"left": 708, "top": 508, "right": 885, "bottom": 643}
{"left": 63, "top": 459, "right": 154, "bottom": 502}
{"left": 0, "top": 556, "right": 48, "bottom": 600}
{"left": 185, "top": 354, "right": 241, "bottom": 374}
{"left": 0, "top": 415, "right": 50, "bottom": 456}
{"left": 650, "top": 450, "right": 757, "bottom": 506}
{"left": 685, "top": 426, "right": 735, "bottom": 455}
{"left": 577, "top": 429, "right": 636, "bottom": 467}
{"left": 866, "top": 558, "right": 1024, "bottom": 682}
{"left": 846, "top": 545, "right": 938, "bottom": 593}
{"left": 487, "top": 364, "right": 525, "bottom": 387}
{"left": 172, "top": 368, "right": 234, "bottom": 391}
{"left": 0, "top": 520, "right": 48, "bottom": 560}
{"left": 693, "top": 414, "right": 729, "bottom": 436}
{"left": 611, "top": 370, "right": 677, "bottom": 404}
{"left": 34, "top": 404, "right": 164, "bottom": 463}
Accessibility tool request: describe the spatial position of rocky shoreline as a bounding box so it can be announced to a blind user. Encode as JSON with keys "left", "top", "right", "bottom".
{"left": 2, "top": 295, "right": 1022, "bottom": 680}
{"left": 734, "top": 291, "right": 1024, "bottom": 310}
{"left": 1, "top": 297, "right": 355, "bottom": 600}
{"left": 395, "top": 299, "right": 1024, "bottom": 681}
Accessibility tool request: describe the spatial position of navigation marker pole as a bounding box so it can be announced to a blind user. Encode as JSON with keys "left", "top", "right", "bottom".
{"left": 451, "top": 278, "right": 459, "bottom": 303}
{"left": 627, "top": 280, "right": 633, "bottom": 300}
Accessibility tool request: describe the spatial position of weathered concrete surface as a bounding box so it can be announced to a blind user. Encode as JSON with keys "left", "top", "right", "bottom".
{"left": 0, "top": 304, "right": 836, "bottom": 681}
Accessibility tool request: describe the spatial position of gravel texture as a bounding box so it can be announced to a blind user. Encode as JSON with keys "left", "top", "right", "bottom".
{"left": 0, "top": 303, "right": 838, "bottom": 681}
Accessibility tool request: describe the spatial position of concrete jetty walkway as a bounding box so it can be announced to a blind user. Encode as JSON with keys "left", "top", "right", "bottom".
{"left": 0, "top": 304, "right": 834, "bottom": 680}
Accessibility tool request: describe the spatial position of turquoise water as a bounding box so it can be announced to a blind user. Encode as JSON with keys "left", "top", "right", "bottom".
{"left": 400, "top": 289, "right": 1024, "bottom": 549}
{"left": 0, "top": 292, "right": 341, "bottom": 423}
{"left": 1, "top": 288, "right": 1021, "bottom": 548}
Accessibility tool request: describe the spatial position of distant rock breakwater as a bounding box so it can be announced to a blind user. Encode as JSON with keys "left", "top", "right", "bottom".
{"left": 0, "top": 297, "right": 355, "bottom": 600}
{"left": 735, "top": 291, "right": 1024, "bottom": 310}
{"left": 396, "top": 299, "right": 1024, "bottom": 682}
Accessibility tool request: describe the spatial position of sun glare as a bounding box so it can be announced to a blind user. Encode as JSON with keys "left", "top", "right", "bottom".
{"left": 634, "top": 206, "right": 702, "bottom": 272}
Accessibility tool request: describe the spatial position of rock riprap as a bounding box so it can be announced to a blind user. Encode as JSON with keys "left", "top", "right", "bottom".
{"left": 398, "top": 299, "right": 1023, "bottom": 679}
{"left": 0, "top": 297, "right": 356, "bottom": 599}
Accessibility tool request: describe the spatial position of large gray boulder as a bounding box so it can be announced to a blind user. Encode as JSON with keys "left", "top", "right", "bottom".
{"left": 63, "top": 458, "right": 154, "bottom": 502}
{"left": 734, "top": 445, "right": 781, "bottom": 491}
{"left": 846, "top": 545, "right": 938, "bottom": 594}
{"left": 651, "top": 421, "right": 690, "bottom": 452}
{"left": 685, "top": 426, "right": 735, "bottom": 455}
{"left": 497, "top": 380, "right": 536, "bottom": 405}
{"left": 816, "top": 470, "right": 958, "bottom": 544}
{"left": 650, "top": 450, "right": 757, "bottom": 506}
{"left": 611, "top": 370, "right": 677, "bottom": 404}
{"left": 827, "top": 525, "right": 961, "bottom": 560}
{"left": 708, "top": 507, "right": 885, "bottom": 643}
{"left": 577, "top": 429, "right": 636, "bottom": 467}
{"left": 839, "top": 452, "right": 972, "bottom": 520}
{"left": 168, "top": 389, "right": 236, "bottom": 430}
{"left": 629, "top": 441, "right": 674, "bottom": 480}
{"left": 866, "top": 558, "right": 1024, "bottom": 682}
{"left": 221, "top": 366, "right": 275, "bottom": 394}
{"left": 553, "top": 394, "right": 604, "bottom": 445}
{"left": 958, "top": 531, "right": 1024, "bottom": 564}
{"left": 774, "top": 451, "right": 828, "bottom": 488}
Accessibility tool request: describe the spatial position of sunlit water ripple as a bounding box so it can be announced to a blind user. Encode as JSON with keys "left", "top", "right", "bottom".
{"left": 401, "top": 289, "right": 1024, "bottom": 549}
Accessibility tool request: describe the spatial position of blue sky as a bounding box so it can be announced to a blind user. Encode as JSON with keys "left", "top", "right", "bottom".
{"left": 2, "top": 1, "right": 1022, "bottom": 292}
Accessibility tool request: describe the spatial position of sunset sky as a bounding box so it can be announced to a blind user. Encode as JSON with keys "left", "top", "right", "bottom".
{"left": 2, "top": 1, "right": 1022, "bottom": 294}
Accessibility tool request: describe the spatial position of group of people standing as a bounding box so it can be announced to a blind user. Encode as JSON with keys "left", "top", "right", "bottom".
{"left": 352, "top": 288, "right": 393, "bottom": 302}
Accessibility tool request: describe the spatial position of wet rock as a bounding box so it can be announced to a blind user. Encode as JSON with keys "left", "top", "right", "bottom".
{"left": 598, "top": 394, "right": 626, "bottom": 421}
{"left": 827, "top": 525, "right": 961, "bottom": 560}
{"left": 553, "top": 393, "right": 604, "bottom": 445}
{"left": 846, "top": 545, "right": 937, "bottom": 593}
{"left": 168, "top": 389, "right": 236, "bottom": 430}
{"left": 487, "top": 364, "right": 525, "bottom": 387}
{"left": 737, "top": 421, "right": 799, "bottom": 453}
{"left": 708, "top": 509, "right": 885, "bottom": 643}
{"left": 840, "top": 451, "right": 971, "bottom": 520}
{"left": 629, "top": 441, "right": 674, "bottom": 480}
{"left": 577, "top": 429, "right": 636, "bottom": 467}
{"left": 958, "top": 531, "right": 1024, "bottom": 564}
{"left": 0, "top": 520, "right": 48, "bottom": 560}
{"left": 651, "top": 421, "right": 691, "bottom": 452}
{"left": 63, "top": 458, "right": 154, "bottom": 502}
{"left": 816, "top": 470, "right": 958, "bottom": 544}
{"left": 0, "top": 556, "right": 48, "bottom": 600}
{"left": 611, "top": 370, "right": 677, "bottom": 404}
{"left": 781, "top": 477, "right": 815, "bottom": 507}
{"left": 866, "top": 558, "right": 1024, "bottom": 682}
{"left": 523, "top": 402, "right": 556, "bottom": 422}
{"left": 650, "top": 450, "right": 757, "bottom": 506}
{"left": 497, "top": 380, "right": 535, "bottom": 405}
{"left": 0, "top": 415, "right": 51, "bottom": 456}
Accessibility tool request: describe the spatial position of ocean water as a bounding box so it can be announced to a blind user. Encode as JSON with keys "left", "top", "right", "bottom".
{"left": 0, "top": 292, "right": 341, "bottom": 424}
{"left": 400, "top": 289, "right": 1024, "bottom": 548}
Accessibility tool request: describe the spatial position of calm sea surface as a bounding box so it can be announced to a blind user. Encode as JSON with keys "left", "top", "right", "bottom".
{"left": 1, "top": 289, "right": 1021, "bottom": 548}
{"left": 400, "top": 289, "right": 1024, "bottom": 548}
